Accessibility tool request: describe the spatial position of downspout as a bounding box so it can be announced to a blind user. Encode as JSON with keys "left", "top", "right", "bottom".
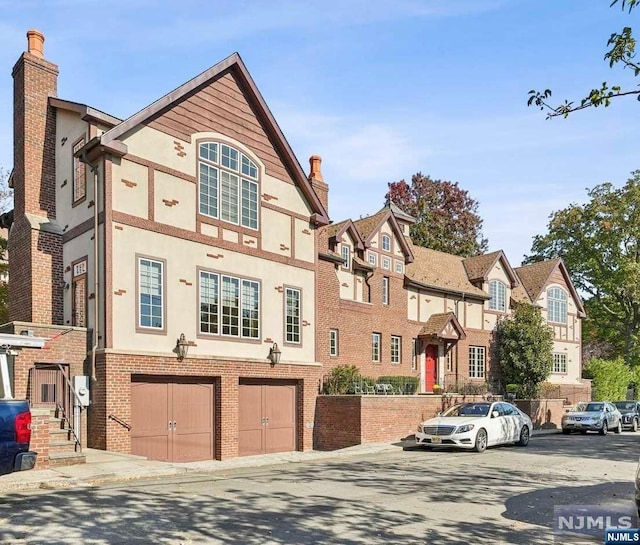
{"left": 90, "top": 162, "right": 99, "bottom": 383}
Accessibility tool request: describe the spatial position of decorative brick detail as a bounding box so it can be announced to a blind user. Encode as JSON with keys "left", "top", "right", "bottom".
{"left": 261, "top": 193, "right": 278, "bottom": 201}
{"left": 115, "top": 225, "right": 124, "bottom": 231}
{"left": 114, "top": 289, "right": 127, "bottom": 296}
{"left": 243, "top": 239, "right": 256, "bottom": 245}
{"left": 162, "top": 199, "right": 179, "bottom": 207}
{"left": 279, "top": 244, "right": 289, "bottom": 251}
{"left": 206, "top": 253, "right": 224, "bottom": 259}
{"left": 179, "top": 279, "right": 193, "bottom": 286}
{"left": 61, "top": 179, "right": 67, "bottom": 188}
{"left": 302, "top": 229, "right": 311, "bottom": 235}
{"left": 174, "top": 140, "right": 187, "bottom": 157}
{"left": 275, "top": 286, "right": 284, "bottom": 293}
{"left": 122, "top": 179, "right": 137, "bottom": 188}
{"left": 88, "top": 200, "right": 95, "bottom": 208}
{"left": 60, "top": 136, "right": 67, "bottom": 146}
{"left": 302, "top": 320, "right": 310, "bottom": 327}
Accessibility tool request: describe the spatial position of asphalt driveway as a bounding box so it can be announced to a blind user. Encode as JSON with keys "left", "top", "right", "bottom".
{"left": 0, "top": 432, "right": 636, "bottom": 544}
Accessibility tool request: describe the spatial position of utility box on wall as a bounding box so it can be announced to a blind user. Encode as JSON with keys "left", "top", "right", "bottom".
{"left": 73, "top": 376, "right": 90, "bottom": 407}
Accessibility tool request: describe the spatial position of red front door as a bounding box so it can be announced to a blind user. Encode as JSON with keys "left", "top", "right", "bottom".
{"left": 425, "top": 345, "right": 438, "bottom": 392}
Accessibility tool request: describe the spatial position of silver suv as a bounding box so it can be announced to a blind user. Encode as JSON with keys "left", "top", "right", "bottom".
{"left": 561, "top": 401, "right": 622, "bottom": 435}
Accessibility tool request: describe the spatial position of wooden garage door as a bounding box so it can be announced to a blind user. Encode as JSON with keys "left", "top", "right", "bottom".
{"left": 239, "top": 381, "right": 297, "bottom": 457}
{"left": 131, "top": 378, "right": 214, "bottom": 462}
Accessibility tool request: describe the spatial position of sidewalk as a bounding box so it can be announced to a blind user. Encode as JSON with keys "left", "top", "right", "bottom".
{"left": 0, "top": 429, "right": 559, "bottom": 493}
{"left": 0, "top": 442, "right": 399, "bottom": 493}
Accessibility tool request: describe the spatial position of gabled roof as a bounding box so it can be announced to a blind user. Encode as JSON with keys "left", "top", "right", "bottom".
{"left": 381, "top": 201, "right": 416, "bottom": 224}
{"left": 515, "top": 258, "right": 586, "bottom": 317}
{"left": 86, "top": 52, "right": 329, "bottom": 225}
{"left": 418, "top": 312, "right": 466, "bottom": 340}
{"left": 405, "top": 246, "right": 488, "bottom": 300}
{"left": 327, "top": 219, "right": 365, "bottom": 251}
{"left": 463, "top": 250, "right": 519, "bottom": 287}
{"left": 353, "top": 209, "right": 414, "bottom": 263}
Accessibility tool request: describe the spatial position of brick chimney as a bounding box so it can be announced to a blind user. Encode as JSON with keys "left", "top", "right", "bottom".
{"left": 308, "top": 154, "right": 329, "bottom": 214}
{"left": 9, "top": 29, "right": 63, "bottom": 324}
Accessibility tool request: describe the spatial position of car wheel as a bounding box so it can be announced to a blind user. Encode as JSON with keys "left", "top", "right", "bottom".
{"left": 474, "top": 428, "right": 487, "bottom": 453}
{"left": 615, "top": 421, "right": 622, "bottom": 434}
{"left": 599, "top": 421, "right": 608, "bottom": 436}
{"left": 562, "top": 429, "right": 571, "bottom": 435}
{"left": 517, "top": 426, "right": 530, "bottom": 446}
{"left": 633, "top": 419, "right": 638, "bottom": 433}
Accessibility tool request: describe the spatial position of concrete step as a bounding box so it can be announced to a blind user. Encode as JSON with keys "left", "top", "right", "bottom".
{"left": 48, "top": 451, "right": 86, "bottom": 468}
{"left": 49, "top": 440, "right": 80, "bottom": 456}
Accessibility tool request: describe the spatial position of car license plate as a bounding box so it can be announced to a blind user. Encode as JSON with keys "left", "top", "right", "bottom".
{"left": 431, "top": 436, "right": 442, "bottom": 444}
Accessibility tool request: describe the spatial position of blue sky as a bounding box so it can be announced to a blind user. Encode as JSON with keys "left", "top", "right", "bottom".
{"left": 1, "top": 0, "right": 639, "bottom": 265}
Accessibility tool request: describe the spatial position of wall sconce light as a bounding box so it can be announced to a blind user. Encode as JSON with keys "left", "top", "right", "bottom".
{"left": 268, "top": 343, "right": 281, "bottom": 366}
{"left": 176, "top": 333, "right": 189, "bottom": 361}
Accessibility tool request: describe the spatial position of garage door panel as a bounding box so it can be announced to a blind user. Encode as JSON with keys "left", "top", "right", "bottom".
{"left": 131, "top": 383, "right": 169, "bottom": 433}
{"left": 173, "top": 432, "right": 214, "bottom": 462}
{"left": 265, "top": 385, "right": 295, "bottom": 428}
{"left": 173, "top": 383, "right": 214, "bottom": 430}
{"left": 265, "top": 426, "right": 295, "bottom": 454}
{"left": 238, "top": 429, "right": 264, "bottom": 457}
{"left": 131, "top": 435, "right": 170, "bottom": 462}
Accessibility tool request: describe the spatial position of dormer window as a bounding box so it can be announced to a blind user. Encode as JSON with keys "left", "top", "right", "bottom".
{"left": 381, "top": 234, "right": 391, "bottom": 252}
{"left": 341, "top": 245, "right": 351, "bottom": 269}
{"left": 198, "top": 142, "right": 259, "bottom": 230}
{"left": 489, "top": 280, "right": 506, "bottom": 312}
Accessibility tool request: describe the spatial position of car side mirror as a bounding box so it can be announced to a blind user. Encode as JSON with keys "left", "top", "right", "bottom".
{"left": 492, "top": 410, "right": 500, "bottom": 418}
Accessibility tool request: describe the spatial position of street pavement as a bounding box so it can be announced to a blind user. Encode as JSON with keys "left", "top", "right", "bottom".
{"left": 0, "top": 430, "right": 636, "bottom": 544}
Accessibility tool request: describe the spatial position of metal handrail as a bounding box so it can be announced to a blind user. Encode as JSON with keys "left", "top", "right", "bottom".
{"left": 55, "top": 363, "right": 83, "bottom": 453}
{"left": 108, "top": 414, "right": 131, "bottom": 431}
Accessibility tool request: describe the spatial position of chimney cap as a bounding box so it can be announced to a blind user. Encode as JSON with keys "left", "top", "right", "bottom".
{"left": 309, "top": 154, "right": 323, "bottom": 182}
{"left": 26, "top": 29, "right": 45, "bottom": 59}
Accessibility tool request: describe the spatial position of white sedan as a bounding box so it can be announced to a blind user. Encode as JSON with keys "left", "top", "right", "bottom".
{"left": 415, "top": 401, "right": 533, "bottom": 453}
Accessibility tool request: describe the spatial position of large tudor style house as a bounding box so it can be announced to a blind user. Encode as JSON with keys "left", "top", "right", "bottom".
{"left": 3, "top": 30, "right": 589, "bottom": 467}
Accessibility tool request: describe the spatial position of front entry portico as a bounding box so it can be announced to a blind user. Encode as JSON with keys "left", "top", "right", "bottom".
{"left": 418, "top": 312, "right": 466, "bottom": 393}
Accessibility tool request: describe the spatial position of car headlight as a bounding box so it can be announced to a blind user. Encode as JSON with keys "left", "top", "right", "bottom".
{"left": 456, "top": 424, "right": 475, "bottom": 434}
{"left": 417, "top": 425, "right": 423, "bottom": 433}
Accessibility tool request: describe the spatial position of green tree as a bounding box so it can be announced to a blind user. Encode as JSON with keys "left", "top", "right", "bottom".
{"left": 386, "top": 173, "right": 488, "bottom": 257}
{"left": 528, "top": 0, "right": 640, "bottom": 117}
{"left": 584, "top": 357, "right": 632, "bottom": 400}
{"left": 495, "top": 302, "right": 554, "bottom": 398}
{"left": 525, "top": 171, "right": 640, "bottom": 365}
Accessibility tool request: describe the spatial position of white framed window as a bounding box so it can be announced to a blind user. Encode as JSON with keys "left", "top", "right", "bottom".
{"left": 391, "top": 335, "right": 401, "bottom": 364}
{"left": 199, "top": 271, "right": 259, "bottom": 339}
{"left": 285, "top": 287, "right": 301, "bottom": 344}
{"left": 368, "top": 252, "right": 378, "bottom": 266}
{"left": 445, "top": 349, "right": 452, "bottom": 372}
{"left": 395, "top": 260, "right": 404, "bottom": 274}
{"left": 72, "top": 137, "right": 86, "bottom": 204}
{"left": 341, "top": 245, "right": 351, "bottom": 269}
{"left": 553, "top": 353, "right": 567, "bottom": 374}
{"left": 372, "top": 333, "right": 381, "bottom": 362}
{"left": 138, "top": 258, "right": 164, "bottom": 330}
{"left": 412, "top": 338, "right": 418, "bottom": 371}
{"left": 329, "top": 329, "right": 339, "bottom": 357}
{"left": 469, "top": 346, "right": 485, "bottom": 379}
{"left": 381, "top": 234, "right": 391, "bottom": 252}
{"left": 489, "top": 280, "right": 506, "bottom": 312}
{"left": 382, "top": 257, "right": 391, "bottom": 270}
{"left": 382, "top": 277, "right": 389, "bottom": 305}
{"left": 548, "top": 287, "right": 568, "bottom": 323}
{"left": 198, "top": 142, "right": 259, "bottom": 230}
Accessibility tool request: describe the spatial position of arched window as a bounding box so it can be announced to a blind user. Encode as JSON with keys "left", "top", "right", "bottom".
{"left": 381, "top": 234, "right": 391, "bottom": 252}
{"left": 198, "top": 142, "right": 259, "bottom": 230}
{"left": 547, "top": 287, "right": 567, "bottom": 323}
{"left": 489, "top": 280, "right": 506, "bottom": 312}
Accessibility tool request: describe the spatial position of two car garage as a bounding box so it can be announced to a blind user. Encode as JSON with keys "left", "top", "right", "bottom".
{"left": 130, "top": 376, "right": 298, "bottom": 462}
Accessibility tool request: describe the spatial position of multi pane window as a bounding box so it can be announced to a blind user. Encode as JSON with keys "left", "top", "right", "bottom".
{"left": 198, "top": 142, "right": 259, "bottom": 229}
{"left": 395, "top": 260, "right": 404, "bottom": 274}
{"left": 372, "top": 333, "right": 381, "bottom": 362}
{"left": 391, "top": 335, "right": 401, "bottom": 364}
{"left": 548, "top": 287, "right": 568, "bottom": 323}
{"left": 285, "top": 288, "right": 301, "bottom": 344}
{"left": 199, "top": 271, "right": 259, "bottom": 339}
{"left": 73, "top": 137, "right": 86, "bottom": 203}
{"left": 381, "top": 234, "right": 391, "bottom": 252}
{"left": 382, "top": 277, "right": 389, "bottom": 305}
{"left": 553, "top": 353, "right": 567, "bottom": 374}
{"left": 489, "top": 280, "right": 506, "bottom": 312}
{"left": 469, "top": 346, "right": 485, "bottom": 378}
{"left": 139, "top": 258, "right": 163, "bottom": 329}
{"left": 445, "top": 349, "right": 452, "bottom": 372}
{"left": 382, "top": 257, "right": 391, "bottom": 270}
{"left": 368, "top": 252, "right": 377, "bottom": 266}
{"left": 341, "top": 245, "right": 350, "bottom": 269}
{"left": 329, "top": 329, "right": 339, "bottom": 357}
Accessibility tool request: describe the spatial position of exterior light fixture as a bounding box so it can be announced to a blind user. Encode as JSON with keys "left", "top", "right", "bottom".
{"left": 268, "top": 343, "right": 281, "bottom": 366}
{"left": 176, "top": 333, "right": 189, "bottom": 361}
